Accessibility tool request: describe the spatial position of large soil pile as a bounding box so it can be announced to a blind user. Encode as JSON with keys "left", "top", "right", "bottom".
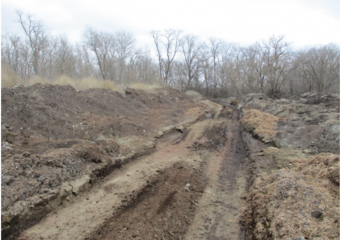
{"left": 240, "top": 93, "right": 340, "bottom": 239}
{"left": 2, "top": 85, "right": 339, "bottom": 240}
{"left": 242, "top": 93, "right": 340, "bottom": 154}
{"left": 1, "top": 84, "right": 210, "bottom": 238}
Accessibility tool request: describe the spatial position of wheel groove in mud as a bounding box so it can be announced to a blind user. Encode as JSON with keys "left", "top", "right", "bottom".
{"left": 185, "top": 107, "right": 251, "bottom": 240}
{"left": 16, "top": 105, "right": 221, "bottom": 240}
{"left": 15, "top": 100, "right": 256, "bottom": 240}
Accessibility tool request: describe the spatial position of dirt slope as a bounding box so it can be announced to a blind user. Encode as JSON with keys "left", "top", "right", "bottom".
{"left": 239, "top": 93, "right": 340, "bottom": 239}
{"left": 242, "top": 93, "right": 340, "bottom": 154}
{"left": 3, "top": 85, "right": 339, "bottom": 240}
{"left": 1, "top": 84, "right": 211, "bottom": 239}
{"left": 3, "top": 85, "right": 253, "bottom": 240}
{"left": 13, "top": 93, "right": 252, "bottom": 240}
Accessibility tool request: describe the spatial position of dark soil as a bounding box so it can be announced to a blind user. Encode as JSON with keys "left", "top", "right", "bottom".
{"left": 1, "top": 84, "right": 203, "bottom": 239}
{"left": 86, "top": 161, "right": 207, "bottom": 240}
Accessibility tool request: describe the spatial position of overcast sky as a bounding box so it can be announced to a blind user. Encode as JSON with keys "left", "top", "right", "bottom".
{"left": 1, "top": 0, "right": 340, "bottom": 50}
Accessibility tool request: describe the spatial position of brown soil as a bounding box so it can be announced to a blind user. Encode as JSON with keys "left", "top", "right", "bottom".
{"left": 2, "top": 84, "right": 255, "bottom": 240}
{"left": 239, "top": 94, "right": 340, "bottom": 240}
{"left": 243, "top": 154, "right": 339, "bottom": 239}
{"left": 242, "top": 93, "right": 340, "bottom": 154}
{"left": 2, "top": 85, "right": 339, "bottom": 240}
{"left": 2, "top": 84, "right": 212, "bottom": 239}
{"left": 87, "top": 161, "right": 206, "bottom": 240}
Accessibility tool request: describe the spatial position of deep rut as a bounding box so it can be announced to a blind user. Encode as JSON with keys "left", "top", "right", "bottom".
{"left": 185, "top": 108, "right": 250, "bottom": 240}
{"left": 18, "top": 102, "right": 252, "bottom": 240}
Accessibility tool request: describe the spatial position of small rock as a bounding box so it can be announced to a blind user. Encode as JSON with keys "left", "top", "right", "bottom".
{"left": 22, "top": 152, "right": 30, "bottom": 157}
{"left": 311, "top": 210, "right": 323, "bottom": 219}
{"left": 176, "top": 125, "right": 184, "bottom": 133}
{"left": 157, "top": 130, "right": 163, "bottom": 138}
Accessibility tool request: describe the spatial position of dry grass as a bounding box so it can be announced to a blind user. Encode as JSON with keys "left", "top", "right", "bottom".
{"left": 28, "top": 75, "right": 51, "bottom": 85}
{"left": 54, "top": 75, "right": 119, "bottom": 92}
{"left": 1, "top": 72, "right": 163, "bottom": 94}
{"left": 242, "top": 153, "right": 340, "bottom": 239}
{"left": 291, "top": 153, "right": 339, "bottom": 187}
{"left": 241, "top": 109, "right": 280, "bottom": 143}
{"left": 1, "top": 65, "right": 21, "bottom": 87}
{"left": 128, "top": 82, "right": 160, "bottom": 93}
{"left": 185, "top": 90, "right": 203, "bottom": 101}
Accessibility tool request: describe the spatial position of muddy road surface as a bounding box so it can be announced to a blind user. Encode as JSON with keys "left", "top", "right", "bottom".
{"left": 15, "top": 98, "right": 252, "bottom": 240}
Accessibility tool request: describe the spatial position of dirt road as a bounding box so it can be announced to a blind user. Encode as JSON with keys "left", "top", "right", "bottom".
{"left": 18, "top": 101, "right": 251, "bottom": 240}
{"left": 185, "top": 108, "right": 249, "bottom": 240}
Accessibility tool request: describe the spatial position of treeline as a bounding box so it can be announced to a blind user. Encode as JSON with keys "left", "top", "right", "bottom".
{"left": 1, "top": 11, "right": 159, "bottom": 86}
{"left": 2, "top": 11, "right": 339, "bottom": 97}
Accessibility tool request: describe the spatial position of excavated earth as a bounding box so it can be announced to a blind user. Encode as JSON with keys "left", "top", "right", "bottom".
{"left": 1, "top": 85, "right": 339, "bottom": 240}
{"left": 236, "top": 93, "right": 340, "bottom": 239}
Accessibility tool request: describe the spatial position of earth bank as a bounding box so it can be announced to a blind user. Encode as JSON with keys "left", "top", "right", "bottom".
{"left": 1, "top": 84, "right": 339, "bottom": 240}
{"left": 236, "top": 93, "right": 340, "bottom": 239}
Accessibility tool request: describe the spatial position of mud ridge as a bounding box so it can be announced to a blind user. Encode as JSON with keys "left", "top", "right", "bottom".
{"left": 86, "top": 161, "right": 207, "bottom": 240}
{"left": 3, "top": 119, "right": 209, "bottom": 240}
{"left": 1, "top": 139, "right": 157, "bottom": 240}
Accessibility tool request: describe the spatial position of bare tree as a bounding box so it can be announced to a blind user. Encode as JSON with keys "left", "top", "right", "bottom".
{"left": 150, "top": 29, "right": 183, "bottom": 86}
{"left": 260, "top": 35, "right": 297, "bottom": 97}
{"left": 16, "top": 11, "right": 49, "bottom": 76}
{"left": 115, "top": 31, "right": 136, "bottom": 83}
{"left": 1, "top": 33, "right": 21, "bottom": 72}
{"left": 180, "top": 34, "right": 202, "bottom": 89}
{"left": 73, "top": 44, "right": 95, "bottom": 78}
{"left": 298, "top": 44, "right": 339, "bottom": 94}
{"left": 54, "top": 35, "right": 76, "bottom": 77}
{"left": 83, "top": 27, "right": 117, "bottom": 80}
{"left": 198, "top": 45, "right": 213, "bottom": 96}
{"left": 208, "top": 38, "right": 223, "bottom": 94}
{"left": 238, "top": 44, "right": 268, "bottom": 94}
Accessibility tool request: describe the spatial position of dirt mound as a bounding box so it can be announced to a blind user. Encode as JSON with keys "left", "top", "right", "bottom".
{"left": 240, "top": 93, "right": 340, "bottom": 239}
{"left": 242, "top": 153, "right": 339, "bottom": 239}
{"left": 1, "top": 84, "right": 212, "bottom": 238}
{"left": 242, "top": 93, "right": 340, "bottom": 154}
{"left": 241, "top": 109, "right": 280, "bottom": 143}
